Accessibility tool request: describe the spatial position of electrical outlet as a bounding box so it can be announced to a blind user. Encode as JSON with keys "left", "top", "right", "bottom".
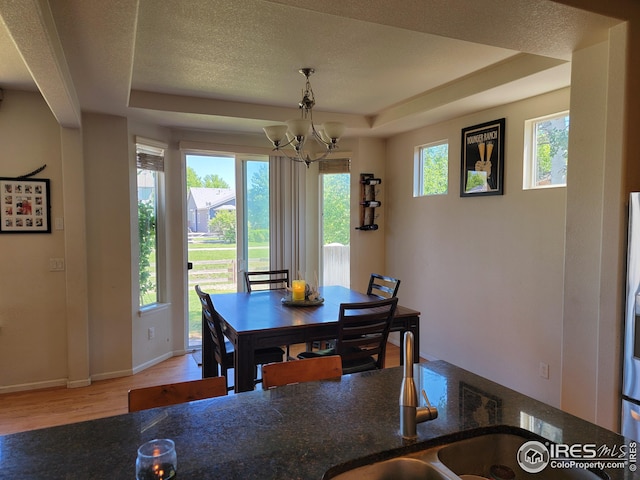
{"left": 539, "top": 362, "right": 549, "bottom": 379}
{"left": 148, "top": 327, "right": 155, "bottom": 340}
{"left": 49, "top": 258, "right": 65, "bottom": 271}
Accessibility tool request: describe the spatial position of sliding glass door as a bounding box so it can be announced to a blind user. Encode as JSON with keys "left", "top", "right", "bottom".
{"left": 185, "top": 153, "right": 269, "bottom": 348}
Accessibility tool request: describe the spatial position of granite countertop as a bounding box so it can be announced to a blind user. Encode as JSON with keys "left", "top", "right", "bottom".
{"left": 1, "top": 361, "right": 633, "bottom": 479}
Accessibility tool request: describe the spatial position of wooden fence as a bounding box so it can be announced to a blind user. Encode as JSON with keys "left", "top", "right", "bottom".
{"left": 322, "top": 243, "right": 350, "bottom": 288}
{"left": 188, "top": 259, "right": 237, "bottom": 292}
{"left": 187, "top": 244, "right": 350, "bottom": 292}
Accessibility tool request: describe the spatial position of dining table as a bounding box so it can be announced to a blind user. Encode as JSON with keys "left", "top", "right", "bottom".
{"left": 205, "top": 285, "right": 421, "bottom": 392}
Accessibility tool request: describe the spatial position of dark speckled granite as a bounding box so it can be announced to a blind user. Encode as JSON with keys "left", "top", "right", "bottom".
{"left": 0, "top": 361, "right": 633, "bottom": 479}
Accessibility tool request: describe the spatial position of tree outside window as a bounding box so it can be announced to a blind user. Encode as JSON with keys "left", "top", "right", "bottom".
{"left": 415, "top": 141, "right": 448, "bottom": 196}
{"left": 136, "top": 142, "right": 165, "bottom": 307}
{"left": 322, "top": 173, "right": 350, "bottom": 246}
{"left": 137, "top": 168, "right": 159, "bottom": 305}
{"left": 525, "top": 112, "right": 569, "bottom": 189}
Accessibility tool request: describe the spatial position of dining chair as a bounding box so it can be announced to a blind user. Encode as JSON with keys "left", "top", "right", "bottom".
{"left": 128, "top": 376, "right": 227, "bottom": 412}
{"left": 244, "top": 269, "right": 295, "bottom": 359}
{"left": 306, "top": 274, "right": 399, "bottom": 353}
{"left": 195, "top": 285, "right": 285, "bottom": 390}
{"left": 262, "top": 355, "right": 342, "bottom": 389}
{"left": 367, "top": 273, "right": 401, "bottom": 299}
{"left": 298, "top": 297, "right": 399, "bottom": 374}
{"left": 244, "top": 269, "right": 290, "bottom": 292}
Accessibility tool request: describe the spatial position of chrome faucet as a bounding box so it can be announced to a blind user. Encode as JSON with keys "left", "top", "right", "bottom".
{"left": 400, "top": 331, "right": 438, "bottom": 440}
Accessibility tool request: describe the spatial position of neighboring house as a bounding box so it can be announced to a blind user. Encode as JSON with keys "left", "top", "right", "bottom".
{"left": 187, "top": 187, "right": 236, "bottom": 233}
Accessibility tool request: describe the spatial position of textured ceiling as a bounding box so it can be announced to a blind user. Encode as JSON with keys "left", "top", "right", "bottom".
{"left": 0, "top": 0, "right": 622, "bottom": 136}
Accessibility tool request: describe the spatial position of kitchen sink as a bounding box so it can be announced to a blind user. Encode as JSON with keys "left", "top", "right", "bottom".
{"left": 325, "top": 457, "right": 451, "bottom": 480}
{"left": 434, "top": 432, "right": 607, "bottom": 480}
{"left": 324, "top": 426, "right": 610, "bottom": 480}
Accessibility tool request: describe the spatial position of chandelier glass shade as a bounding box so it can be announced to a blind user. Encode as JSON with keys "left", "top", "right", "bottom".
{"left": 263, "top": 68, "right": 345, "bottom": 167}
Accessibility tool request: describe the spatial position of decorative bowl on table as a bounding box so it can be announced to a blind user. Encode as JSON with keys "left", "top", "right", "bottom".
{"left": 281, "top": 295, "right": 324, "bottom": 307}
{"left": 283, "top": 276, "right": 323, "bottom": 306}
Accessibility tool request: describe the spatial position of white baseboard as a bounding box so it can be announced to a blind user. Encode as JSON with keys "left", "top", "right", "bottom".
{"left": 67, "top": 378, "right": 92, "bottom": 388}
{"left": 94, "top": 351, "right": 183, "bottom": 380}
{"left": 1, "top": 351, "right": 190, "bottom": 394}
{"left": 0, "top": 378, "right": 67, "bottom": 394}
{"left": 89, "top": 368, "right": 134, "bottom": 382}
{"left": 131, "top": 351, "right": 179, "bottom": 375}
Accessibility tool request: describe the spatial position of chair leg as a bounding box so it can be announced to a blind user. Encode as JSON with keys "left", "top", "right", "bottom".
{"left": 221, "top": 366, "right": 233, "bottom": 392}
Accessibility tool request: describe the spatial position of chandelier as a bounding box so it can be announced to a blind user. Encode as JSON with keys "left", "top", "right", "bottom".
{"left": 263, "top": 68, "right": 345, "bottom": 167}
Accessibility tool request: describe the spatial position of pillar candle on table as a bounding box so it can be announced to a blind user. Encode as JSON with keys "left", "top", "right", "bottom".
{"left": 292, "top": 280, "right": 306, "bottom": 301}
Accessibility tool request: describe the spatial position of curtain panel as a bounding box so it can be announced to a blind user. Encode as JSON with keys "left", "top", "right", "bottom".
{"left": 269, "top": 156, "right": 306, "bottom": 280}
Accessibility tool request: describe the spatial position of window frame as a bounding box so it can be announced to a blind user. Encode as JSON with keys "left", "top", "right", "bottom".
{"left": 523, "top": 111, "right": 570, "bottom": 190}
{"left": 414, "top": 140, "right": 449, "bottom": 197}
{"left": 136, "top": 139, "right": 167, "bottom": 309}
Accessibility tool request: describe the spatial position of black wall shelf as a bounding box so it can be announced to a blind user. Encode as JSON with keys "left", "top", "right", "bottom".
{"left": 356, "top": 173, "right": 381, "bottom": 231}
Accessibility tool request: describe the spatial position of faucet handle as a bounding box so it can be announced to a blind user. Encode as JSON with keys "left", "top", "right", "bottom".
{"left": 417, "top": 389, "right": 438, "bottom": 422}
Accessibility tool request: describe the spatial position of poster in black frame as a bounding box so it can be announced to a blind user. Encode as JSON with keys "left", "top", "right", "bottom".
{"left": 460, "top": 118, "right": 505, "bottom": 197}
{"left": 0, "top": 177, "right": 51, "bottom": 233}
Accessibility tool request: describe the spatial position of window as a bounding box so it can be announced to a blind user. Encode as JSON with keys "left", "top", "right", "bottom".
{"left": 524, "top": 112, "right": 569, "bottom": 189}
{"left": 320, "top": 158, "right": 350, "bottom": 288}
{"left": 136, "top": 141, "right": 165, "bottom": 307}
{"left": 414, "top": 141, "right": 448, "bottom": 196}
{"left": 245, "top": 159, "right": 269, "bottom": 273}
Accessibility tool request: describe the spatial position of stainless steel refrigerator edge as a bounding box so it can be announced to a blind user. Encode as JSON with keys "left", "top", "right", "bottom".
{"left": 622, "top": 192, "right": 640, "bottom": 440}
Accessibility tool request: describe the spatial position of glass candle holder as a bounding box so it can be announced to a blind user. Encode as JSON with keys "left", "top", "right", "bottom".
{"left": 292, "top": 280, "right": 306, "bottom": 301}
{"left": 136, "top": 438, "right": 177, "bottom": 480}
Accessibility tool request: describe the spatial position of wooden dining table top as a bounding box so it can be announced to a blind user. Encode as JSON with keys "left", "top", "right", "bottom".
{"left": 211, "top": 285, "right": 419, "bottom": 333}
{"left": 208, "top": 285, "right": 421, "bottom": 392}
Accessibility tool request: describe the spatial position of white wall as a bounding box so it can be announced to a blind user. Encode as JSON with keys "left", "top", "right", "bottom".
{"left": 349, "top": 137, "right": 388, "bottom": 292}
{"left": 561, "top": 26, "right": 626, "bottom": 429}
{"left": 129, "top": 122, "right": 182, "bottom": 372}
{"left": 384, "top": 29, "right": 628, "bottom": 430}
{"left": 386, "top": 88, "right": 570, "bottom": 408}
{"left": 0, "top": 90, "right": 68, "bottom": 391}
{"left": 83, "top": 113, "right": 134, "bottom": 379}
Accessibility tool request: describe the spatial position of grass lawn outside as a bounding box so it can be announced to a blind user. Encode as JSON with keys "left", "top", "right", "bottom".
{"left": 187, "top": 239, "right": 269, "bottom": 345}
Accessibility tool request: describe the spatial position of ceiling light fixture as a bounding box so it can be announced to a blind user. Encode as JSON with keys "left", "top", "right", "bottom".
{"left": 263, "top": 68, "right": 345, "bottom": 167}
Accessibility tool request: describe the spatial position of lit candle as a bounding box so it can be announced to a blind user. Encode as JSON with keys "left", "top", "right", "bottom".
{"left": 292, "top": 280, "right": 306, "bottom": 301}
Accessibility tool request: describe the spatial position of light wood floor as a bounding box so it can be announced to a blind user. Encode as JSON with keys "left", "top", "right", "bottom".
{"left": 0, "top": 343, "right": 408, "bottom": 436}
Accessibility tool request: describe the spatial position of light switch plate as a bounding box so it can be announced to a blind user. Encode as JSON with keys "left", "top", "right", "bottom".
{"left": 539, "top": 362, "right": 549, "bottom": 379}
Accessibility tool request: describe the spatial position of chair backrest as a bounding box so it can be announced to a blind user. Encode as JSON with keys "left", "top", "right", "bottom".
{"left": 262, "top": 355, "right": 342, "bottom": 389}
{"left": 336, "top": 297, "right": 399, "bottom": 370}
{"left": 366, "top": 273, "right": 401, "bottom": 299}
{"left": 195, "top": 285, "right": 229, "bottom": 367}
{"left": 244, "top": 269, "right": 290, "bottom": 292}
{"left": 128, "top": 376, "right": 227, "bottom": 412}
